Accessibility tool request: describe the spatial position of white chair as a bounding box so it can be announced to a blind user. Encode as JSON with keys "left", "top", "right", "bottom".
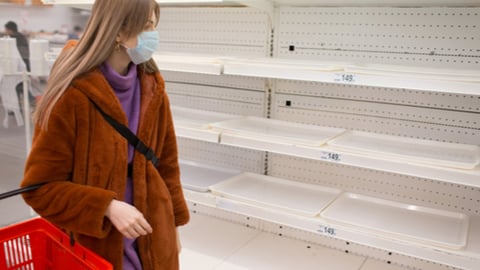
{"left": 0, "top": 38, "right": 28, "bottom": 128}
{"left": 0, "top": 74, "right": 26, "bottom": 128}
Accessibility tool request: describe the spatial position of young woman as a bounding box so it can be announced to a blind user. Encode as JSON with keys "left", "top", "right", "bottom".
{"left": 20, "top": 0, "right": 189, "bottom": 269}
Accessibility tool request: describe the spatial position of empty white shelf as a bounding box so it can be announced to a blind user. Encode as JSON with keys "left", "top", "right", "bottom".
{"left": 209, "top": 172, "right": 341, "bottom": 216}
{"left": 153, "top": 52, "right": 480, "bottom": 95}
{"left": 176, "top": 114, "right": 480, "bottom": 188}
{"left": 360, "top": 259, "right": 408, "bottom": 270}
{"left": 185, "top": 188, "right": 480, "bottom": 270}
{"left": 211, "top": 116, "right": 345, "bottom": 148}
{"left": 328, "top": 131, "right": 480, "bottom": 169}
{"left": 223, "top": 57, "right": 480, "bottom": 95}
{"left": 153, "top": 53, "right": 222, "bottom": 75}
{"left": 172, "top": 106, "right": 237, "bottom": 142}
{"left": 223, "top": 57, "right": 344, "bottom": 81}
{"left": 344, "top": 63, "right": 480, "bottom": 83}
{"left": 211, "top": 118, "right": 480, "bottom": 188}
{"left": 179, "top": 160, "right": 241, "bottom": 192}
{"left": 321, "top": 193, "right": 469, "bottom": 250}
{"left": 172, "top": 106, "right": 236, "bottom": 129}
{"left": 319, "top": 145, "right": 480, "bottom": 188}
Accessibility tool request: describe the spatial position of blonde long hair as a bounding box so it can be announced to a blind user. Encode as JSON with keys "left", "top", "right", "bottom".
{"left": 35, "top": 0, "right": 160, "bottom": 129}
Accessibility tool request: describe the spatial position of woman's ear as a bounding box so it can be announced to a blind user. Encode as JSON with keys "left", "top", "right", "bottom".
{"left": 116, "top": 32, "right": 125, "bottom": 44}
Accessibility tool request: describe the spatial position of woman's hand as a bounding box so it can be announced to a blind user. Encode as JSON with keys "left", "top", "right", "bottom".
{"left": 105, "top": 199, "right": 152, "bottom": 239}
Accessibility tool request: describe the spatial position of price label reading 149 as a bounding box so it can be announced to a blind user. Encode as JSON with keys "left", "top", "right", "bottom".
{"left": 318, "top": 225, "right": 336, "bottom": 236}
{"left": 334, "top": 73, "right": 356, "bottom": 83}
{"left": 321, "top": 151, "right": 341, "bottom": 162}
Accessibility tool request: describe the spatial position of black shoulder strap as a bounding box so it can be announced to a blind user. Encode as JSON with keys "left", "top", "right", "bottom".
{"left": 1, "top": 100, "right": 161, "bottom": 200}
{"left": 0, "top": 183, "right": 46, "bottom": 200}
{"left": 0, "top": 102, "right": 161, "bottom": 200}
{"left": 90, "top": 101, "right": 160, "bottom": 167}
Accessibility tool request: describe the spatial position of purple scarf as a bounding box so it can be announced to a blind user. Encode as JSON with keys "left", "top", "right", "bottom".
{"left": 100, "top": 62, "right": 142, "bottom": 270}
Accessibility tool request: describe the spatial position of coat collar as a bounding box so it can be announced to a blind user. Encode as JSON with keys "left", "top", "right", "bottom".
{"left": 71, "top": 66, "right": 164, "bottom": 126}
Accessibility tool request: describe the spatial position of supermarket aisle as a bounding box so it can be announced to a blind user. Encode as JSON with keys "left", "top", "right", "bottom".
{"left": 0, "top": 108, "right": 32, "bottom": 227}
{"left": 179, "top": 213, "right": 410, "bottom": 270}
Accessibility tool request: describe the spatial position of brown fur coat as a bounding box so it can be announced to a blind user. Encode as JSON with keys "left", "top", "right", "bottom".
{"left": 21, "top": 66, "right": 189, "bottom": 269}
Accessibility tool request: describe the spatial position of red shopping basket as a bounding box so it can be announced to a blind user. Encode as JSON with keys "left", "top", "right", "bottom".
{"left": 0, "top": 218, "right": 112, "bottom": 270}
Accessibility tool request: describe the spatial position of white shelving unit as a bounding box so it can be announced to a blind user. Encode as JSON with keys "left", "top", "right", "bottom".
{"left": 167, "top": 4, "right": 479, "bottom": 270}
{"left": 181, "top": 175, "right": 480, "bottom": 270}
{"left": 163, "top": 4, "right": 479, "bottom": 270}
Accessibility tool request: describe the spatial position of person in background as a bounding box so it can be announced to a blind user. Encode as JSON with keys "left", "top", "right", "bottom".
{"left": 20, "top": 0, "right": 189, "bottom": 269}
{"left": 4, "top": 21, "right": 30, "bottom": 71}
{"left": 4, "top": 21, "right": 36, "bottom": 109}
{"left": 67, "top": 25, "right": 83, "bottom": 40}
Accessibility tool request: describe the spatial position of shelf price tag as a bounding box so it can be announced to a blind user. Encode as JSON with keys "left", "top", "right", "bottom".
{"left": 318, "top": 224, "right": 337, "bottom": 236}
{"left": 334, "top": 73, "right": 356, "bottom": 83}
{"left": 320, "top": 151, "right": 342, "bottom": 162}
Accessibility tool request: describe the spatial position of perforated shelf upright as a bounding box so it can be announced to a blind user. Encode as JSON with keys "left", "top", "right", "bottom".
{"left": 159, "top": 3, "right": 480, "bottom": 270}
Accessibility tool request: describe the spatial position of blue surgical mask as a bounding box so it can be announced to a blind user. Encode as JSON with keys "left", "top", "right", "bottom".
{"left": 124, "top": 31, "right": 159, "bottom": 64}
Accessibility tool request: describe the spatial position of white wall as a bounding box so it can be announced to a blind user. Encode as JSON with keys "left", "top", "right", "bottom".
{"left": 0, "top": 5, "right": 75, "bottom": 33}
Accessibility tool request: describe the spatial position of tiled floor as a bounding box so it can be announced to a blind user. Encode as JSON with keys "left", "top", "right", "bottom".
{"left": 0, "top": 107, "right": 33, "bottom": 227}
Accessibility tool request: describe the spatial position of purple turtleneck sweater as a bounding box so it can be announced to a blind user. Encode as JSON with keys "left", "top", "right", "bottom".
{"left": 100, "top": 62, "right": 142, "bottom": 270}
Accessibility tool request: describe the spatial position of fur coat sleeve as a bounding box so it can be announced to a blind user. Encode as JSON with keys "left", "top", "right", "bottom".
{"left": 20, "top": 67, "right": 189, "bottom": 270}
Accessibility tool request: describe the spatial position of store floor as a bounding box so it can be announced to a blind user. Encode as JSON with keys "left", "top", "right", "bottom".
{"left": 0, "top": 109, "right": 32, "bottom": 227}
